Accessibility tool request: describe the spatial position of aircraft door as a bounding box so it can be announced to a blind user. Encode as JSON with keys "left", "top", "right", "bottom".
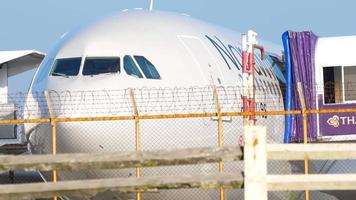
{"left": 178, "top": 35, "right": 232, "bottom": 122}
{"left": 178, "top": 35, "right": 224, "bottom": 86}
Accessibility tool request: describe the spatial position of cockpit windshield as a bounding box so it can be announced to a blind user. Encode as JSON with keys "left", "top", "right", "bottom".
{"left": 51, "top": 57, "right": 81, "bottom": 77}
{"left": 50, "top": 56, "right": 161, "bottom": 80}
{"left": 124, "top": 55, "right": 144, "bottom": 78}
{"left": 83, "top": 57, "right": 120, "bottom": 76}
{"left": 134, "top": 56, "right": 161, "bottom": 79}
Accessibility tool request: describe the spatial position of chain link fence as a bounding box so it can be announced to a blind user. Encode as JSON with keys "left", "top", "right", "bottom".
{"left": 0, "top": 84, "right": 355, "bottom": 200}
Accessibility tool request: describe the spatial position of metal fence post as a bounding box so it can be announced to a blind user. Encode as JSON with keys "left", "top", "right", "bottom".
{"left": 213, "top": 87, "right": 225, "bottom": 200}
{"left": 129, "top": 88, "right": 141, "bottom": 200}
{"left": 244, "top": 126, "right": 267, "bottom": 200}
{"left": 44, "top": 91, "right": 57, "bottom": 200}
{"left": 297, "top": 82, "right": 310, "bottom": 200}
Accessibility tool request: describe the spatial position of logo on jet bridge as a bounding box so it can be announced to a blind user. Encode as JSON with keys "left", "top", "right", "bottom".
{"left": 327, "top": 115, "right": 356, "bottom": 128}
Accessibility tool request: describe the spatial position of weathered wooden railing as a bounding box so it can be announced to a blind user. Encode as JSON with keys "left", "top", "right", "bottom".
{"left": 2, "top": 126, "right": 356, "bottom": 200}
{"left": 0, "top": 145, "right": 244, "bottom": 200}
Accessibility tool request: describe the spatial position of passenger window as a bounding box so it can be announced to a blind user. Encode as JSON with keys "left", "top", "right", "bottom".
{"left": 83, "top": 57, "right": 120, "bottom": 76}
{"left": 124, "top": 55, "right": 143, "bottom": 78}
{"left": 51, "top": 57, "right": 81, "bottom": 77}
{"left": 134, "top": 56, "right": 161, "bottom": 79}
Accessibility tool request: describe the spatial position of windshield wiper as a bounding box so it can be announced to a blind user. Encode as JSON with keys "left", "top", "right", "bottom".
{"left": 52, "top": 72, "right": 69, "bottom": 78}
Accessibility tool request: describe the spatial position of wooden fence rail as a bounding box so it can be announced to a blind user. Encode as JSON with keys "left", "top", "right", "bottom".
{"left": 2, "top": 126, "right": 356, "bottom": 200}
{"left": 0, "top": 146, "right": 242, "bottom": 172}
{"left": 0, "top": 173, "right": 243, "bottom": 200}
{"left": 267, "top": 143, "right": 356, "bottom": 160}
{"left": 267, "top": 174, "right": 356, "bottom": 191}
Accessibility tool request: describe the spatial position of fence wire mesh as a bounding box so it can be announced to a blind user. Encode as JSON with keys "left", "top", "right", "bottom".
{"left": 0, "top": 84, "right": 355, "bottom": 200}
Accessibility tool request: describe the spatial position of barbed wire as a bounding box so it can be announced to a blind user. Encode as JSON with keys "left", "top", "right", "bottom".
{"left": 0, "top": 83, "right": 355, "bottom": 119}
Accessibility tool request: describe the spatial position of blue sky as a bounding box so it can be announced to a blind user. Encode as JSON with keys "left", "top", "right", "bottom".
{"left": 1, "top": 0, "right": 355, "bottom": 92}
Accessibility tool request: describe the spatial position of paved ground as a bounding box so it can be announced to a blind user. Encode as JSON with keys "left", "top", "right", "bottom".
{"left": 0, "top": 170, "right": 44, "bottom": 184}
{"left": 0, "top": 171, "right": 52, "bottom": 200}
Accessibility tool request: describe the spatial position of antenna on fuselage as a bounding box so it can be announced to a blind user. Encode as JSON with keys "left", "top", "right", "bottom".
{"left": 149, "top": 0, "right": 154, "bottom": 11}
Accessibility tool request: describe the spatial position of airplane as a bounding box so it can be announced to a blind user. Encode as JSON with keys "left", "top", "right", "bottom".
{"left": 16, "top": 8, "right": 347, "bottom": 200}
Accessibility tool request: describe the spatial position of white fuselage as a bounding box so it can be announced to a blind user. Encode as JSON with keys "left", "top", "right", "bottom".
{"left": 25, "top": 10, "right": 290, "bottom": 200}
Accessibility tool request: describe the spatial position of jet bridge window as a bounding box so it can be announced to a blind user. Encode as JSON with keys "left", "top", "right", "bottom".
{"left": 124, "top": 55, "right": 144, "bottom": 78}
{"left": 134, "top": 56, "right": 161, "bottom": 79}
{"left": 323, "top": 66, "right": 342, "bottom": 104}
{"left": 323, "top": 65, "right": 356, "bottom": 103}
{"left": 83, "top": 57, "right": 120, "bottom": 76}
{"left": 323, "top": 66, "right": 356, "bottom": 103}
{"left": 344, "top": 66, "right": 356, "bottom": 101}
{"left": 51, "top": 57, "right": 81, "bottom": 77}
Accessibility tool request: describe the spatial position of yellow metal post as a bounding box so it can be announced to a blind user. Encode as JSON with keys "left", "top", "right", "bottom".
{"left": 129, "top": 89, "right": 142, "bottom": 200}
{"left": 51, "top": 122, "right": 57, "bottom": 200}
{"left": 45, "top": 91, "right": 58, "bottom": 200}
{"left": 297, "top": 83, "right": 310, "bottom": 200}
{"left": 213, "top": 87, "right": 225, "bottom": 200}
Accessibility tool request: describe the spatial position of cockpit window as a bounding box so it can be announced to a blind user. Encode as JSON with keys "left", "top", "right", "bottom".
{"left": 124, "top": 55, "right": 144, "bottom": 78}
{"left": 134, "top": 56, "right": 161, "bottom": 79}
{"left": 51, "top": 57, "right": 81, "bottom": 77}
{"left": 83, "top": 57, "right": 120, "bottom": 76}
